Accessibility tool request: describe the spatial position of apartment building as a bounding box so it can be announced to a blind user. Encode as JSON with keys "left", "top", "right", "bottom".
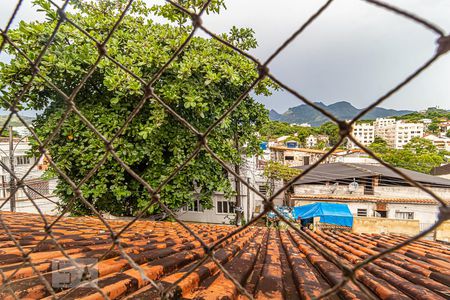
{"left": 374, "top": 118, "right": 424, "bottom": 149}
{"left": 424, "top": 134, "right": 450, "bottom": 151}
{"left": 439, "top": 121, "right": 450, "bottom": 136}
{"left": 0, "top": 138, "right": 58, "bottom": 214}
{"left": 347, "top": 122, "right": 375, "bottom": 149}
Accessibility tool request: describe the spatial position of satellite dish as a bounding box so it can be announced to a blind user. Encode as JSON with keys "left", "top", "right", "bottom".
{"left": 330, "top": 182, "right": 339, "bottom": 193}
{"left": 348, "top": 179, "right": 359, "bottom": 193}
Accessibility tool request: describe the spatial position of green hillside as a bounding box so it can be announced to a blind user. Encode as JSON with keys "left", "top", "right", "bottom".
{"left": 0, "top": 115, "right": 35, "bottom": 127}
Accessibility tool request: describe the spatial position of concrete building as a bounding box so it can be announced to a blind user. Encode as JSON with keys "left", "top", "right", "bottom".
{"left": 0, "top": 138, "right": 58, "bottom": 214}
{"left": 423, "top": 134, "right": 450, "bottom": 151}
{"left": 290, "top": 163, "right": 450, "bottom": 228}
{"left": 439, "top": 121, "right": 450, "bottom": 137}
{"left": 347, "top": 122, "right": 375, "bottom": 149}
{"left": 431, "top": 164, "right": 450, "bottom": 179}
{"left": 177, "top": 155, "right": 284, "bottom": 225}
{"left": 305, "top": 135, "right": 317, "bottom": 148}
{"left": 374, "top": 118, "right": 424, "bottom": 149}
{"left": 269, "top": 146, "right": 336, "bottom": 167}
{"left": 12, "top": 126, "right": 31, "bottom": 137}
{"left": 333, "top": 149, "right": 379, "bottom": 164}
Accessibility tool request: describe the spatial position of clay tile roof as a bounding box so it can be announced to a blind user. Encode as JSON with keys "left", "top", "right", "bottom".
{"left": 269, "top": 146, "right": 330, "bottom": 154}
{"left": 1, "top": 212, "right": 449, "bottom": 299}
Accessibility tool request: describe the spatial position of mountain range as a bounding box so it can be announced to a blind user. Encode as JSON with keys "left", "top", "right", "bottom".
{"left": 269, "top": 101, "right": 413, "bottom": 126}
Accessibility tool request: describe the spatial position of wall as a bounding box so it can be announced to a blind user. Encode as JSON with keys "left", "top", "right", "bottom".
{"left": 294, "top": 184, "right": 450, "bottom": 200}
{"left": 1, "top": 197, "right": 59, "bottom": 215}
{"left": 293, "top": 199, "right": 439, "bottom": 225}
{"left": 386, "top": 203, "right": 439, "bottom": 224}
{"left": 294, "top": 184, "right": 365, "bottom": 196}
{"left": 374, "top": 186, "right": 450, "bottom": 200}
{"left": 177, "top": 194, "right": 238, "bottom": 225}
{"left": 353, "top": 217, "right": 420, "bottom": 235}
{"left": 435, "top": 221, "right": 450, "bottom": 242}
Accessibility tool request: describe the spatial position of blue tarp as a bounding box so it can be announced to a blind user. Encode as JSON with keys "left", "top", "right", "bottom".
{"left": 266, "top": 206, "right": 293, "bottom": 220}
{"left": 292, "top": 203, "right": 353, "bottom": 227}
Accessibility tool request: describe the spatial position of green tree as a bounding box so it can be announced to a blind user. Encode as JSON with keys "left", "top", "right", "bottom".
{"left": 318, "top": 121, "right": 340, "bottom": 146}
{"left": 427, "top": 122, "right": 439, "bottom": 134}
{"left": 368, "top": 137, "right": 389, "bottom": 154}
{"left": 263, "top": 161, "right": 300, "bottom": 203}
{"left": 446, "top": 130, "right": 450, "bottom": 138}
{"left": 370, "top": 137, "right": 446, "bottom": 174}
{"left": 0, "top": 0, "right": 275, "bottom": 216}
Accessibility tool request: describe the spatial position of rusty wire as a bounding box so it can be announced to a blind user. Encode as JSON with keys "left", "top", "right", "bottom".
{"left": 0, "top": 0, "right": 449, "bottom": 299}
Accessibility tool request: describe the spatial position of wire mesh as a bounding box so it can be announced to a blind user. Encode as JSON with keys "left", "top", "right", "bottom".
{"left": 0, "top": 0, "right": 449, "bottom": 299}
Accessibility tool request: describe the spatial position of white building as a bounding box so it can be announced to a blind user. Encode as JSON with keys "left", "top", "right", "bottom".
{"left": 423, "top": 134, "right": 450, "bottom": 151}
{"left": 374, "top": 118, "right": 424, "bottom": 149}
{"left": 305, "top": 135, "right": 317, "bottom": 148}
{"left": 333, "top": 149, "right": 379, "bottom": 164}
{"left": 348, "top": 122, "right": 375, "bottom": 149}
{"left": 439, "top": 121, "right": 450, "bottom": 137}
{"left": 13, "top": 126, "right": 31, "bottom": 137}
{"left": 290, "top": 163, "right": 450, "bottom": 227}
{"left": 177, "top": 155, "right": 284, "bottom": 225}
{"left": 0, "top": 138, "right": 58, "bottom": 214}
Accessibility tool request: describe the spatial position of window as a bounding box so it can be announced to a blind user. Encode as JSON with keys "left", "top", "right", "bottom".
{"left": 357, "top": 209, "right": 367, "bottom": 217}
{"left": 395, "top": 211, "right": 414, "bottom": 220}
{"left": 258, "top": 185, "right": 267, "bottom": 195}
{"left": 284, "top": 156, "right": 294, "bottom": 161}
{"left": 217, "top": 200, "right": 235, "bottom": 214}
{"left": 184, "top": 198, "right": 203, "bottom": 212}
{"left": 303, "top": 156, "right": 310, "bottom": 165}
{"left": 16, "top": 156, "right": 30, "bottom": 165}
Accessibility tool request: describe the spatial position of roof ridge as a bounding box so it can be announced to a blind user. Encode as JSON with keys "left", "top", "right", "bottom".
{"left": 343, "top": 162, "right": 380, "bottom": 176}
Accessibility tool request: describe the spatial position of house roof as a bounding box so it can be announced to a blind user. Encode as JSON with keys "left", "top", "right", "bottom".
{"left": 1, "top": 212, "right": 449, "bottom": 299}
{"left": 269, "top": 146, "right": 329, "bottom": 154}
{"left": 432, "top": 164, "right": 450, "bottom": 176}
{"left": 292, "top": 163, "right": 450, "bottom": 187}
{"left": 290, "top": 194, "right": 450, "bottom": 205}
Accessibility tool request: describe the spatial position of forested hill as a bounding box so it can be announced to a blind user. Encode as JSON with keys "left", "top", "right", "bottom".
{"left": 270, "top": 101, "right": 413, "bottom": 126}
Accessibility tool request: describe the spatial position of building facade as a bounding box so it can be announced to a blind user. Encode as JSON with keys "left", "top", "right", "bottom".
{"left": 177, "top": 155, "right": 284, "bottom": 225}
{"left": 374, "top": 118, "right": 424, "bottom": 149}
{"left": 424, "top": 134, "right": 450, "bottom": 151}
{"left": 0, "top": 138, "right": 58, "bottom": 215}
{"left": 348, "top": 122, "right": 375, "bottom": 149}
{"left": 290, "top": 163, "right": 450, "bottom": 227}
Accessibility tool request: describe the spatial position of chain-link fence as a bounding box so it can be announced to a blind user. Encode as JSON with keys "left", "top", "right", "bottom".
{"left": 0, "top": 0, "right": 449, "bottom": 299}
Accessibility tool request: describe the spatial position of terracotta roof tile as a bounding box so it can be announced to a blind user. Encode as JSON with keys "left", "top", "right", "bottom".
{"left": 0, "top": 212, "right": 449, "bottom": 299}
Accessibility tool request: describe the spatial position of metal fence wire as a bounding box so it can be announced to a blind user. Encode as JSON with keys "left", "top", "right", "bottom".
{"left": 0, "top": 0, "right": 450, "bottom": 299}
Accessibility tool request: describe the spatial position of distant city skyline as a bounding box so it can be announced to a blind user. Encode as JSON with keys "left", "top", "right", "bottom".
{"left": 1, "top": 0, "right": 449, "bottom": 115}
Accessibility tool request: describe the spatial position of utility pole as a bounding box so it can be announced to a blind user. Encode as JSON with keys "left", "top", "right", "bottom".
{"left": 246, "top": 177, "right": 250, "bottom": 223}
{"left": 9, "top": 126, "right": 16, "bottom": 212}
{"left": 234, "top": 133, "right": 242, "bottom": 226}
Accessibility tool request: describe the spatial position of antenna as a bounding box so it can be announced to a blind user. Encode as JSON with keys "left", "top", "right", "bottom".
{"left": 348, "top": 178, "right": 359, "bottom": 193}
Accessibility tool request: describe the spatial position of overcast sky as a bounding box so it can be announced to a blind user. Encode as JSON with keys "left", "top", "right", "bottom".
{"left": 2, "top": 0, "right": 450, "bottom": 114}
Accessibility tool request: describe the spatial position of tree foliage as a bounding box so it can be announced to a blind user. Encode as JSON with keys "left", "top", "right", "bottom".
{"left": 259, "top": 120, "right": 342, "bottom": 148}
{"left": 369, "top": 137, "right": 447, "bottom": 174}
{"left": 0, "top": 0, "right": 275, "bottom": 215}
{"left": 263, "top": 161, "right": 300, "bottom": 197}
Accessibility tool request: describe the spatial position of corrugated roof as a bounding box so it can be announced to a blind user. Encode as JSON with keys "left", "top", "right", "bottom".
{"left": 292, "top": 163, "right": 450, "bottom": 187}
{"left": 269, "top": 146, "right": 329, "bottom": 154}
{"left": 0, "top": 212, "right": 449, "bottom": 299}
{"left": 432, "top": 164, "right": 450, "bottom": 176}
{"left": 291, "top": 194, "right": 450, "bottom": 205}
